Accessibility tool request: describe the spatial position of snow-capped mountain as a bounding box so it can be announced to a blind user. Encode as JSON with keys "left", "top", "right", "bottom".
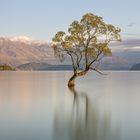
{"left": 10, "top": 36, "right": 33, "bottom": 43}
{"left": 0, "top": 36, "right": 55, "bottom": 66}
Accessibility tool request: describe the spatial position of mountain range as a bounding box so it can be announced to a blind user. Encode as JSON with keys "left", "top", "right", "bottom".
{"left": 130, "top": 63, "right": 140, "bottom": 70}
{"left": 0, "top": 36, "right": 140, "bottom": 70}
{"left": 0, "top": 36, "right": 56, "bottom": 66}
{"left": 17, "top": 62, "right": 73, "bottom": 71}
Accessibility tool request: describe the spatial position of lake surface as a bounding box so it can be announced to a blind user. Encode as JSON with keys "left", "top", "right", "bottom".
{"left": 0, "top": 71, "right": 140, "bottom": 140}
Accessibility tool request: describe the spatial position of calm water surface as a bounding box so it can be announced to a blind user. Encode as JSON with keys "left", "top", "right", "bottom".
{"left": 0, "top": 71, "right": 140, "bottom": 140}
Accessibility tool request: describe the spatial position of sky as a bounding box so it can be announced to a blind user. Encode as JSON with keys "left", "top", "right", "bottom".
{"left": 0, "top": 0, "right": 140, "bottom": 41}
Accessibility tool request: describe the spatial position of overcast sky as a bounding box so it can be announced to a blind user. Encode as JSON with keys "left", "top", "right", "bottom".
{"left": 0, "top": 0, "right": 140, "bottom": 41}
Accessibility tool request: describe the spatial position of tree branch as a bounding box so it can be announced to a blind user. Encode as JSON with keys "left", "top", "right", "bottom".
{"left": 66, "top": 49, "right": 77, "bottom": 72}
{"left": 90, "top": 67, "right": 107, "bottom": 75}
{"left": 88, "top": 51, "right": 103, "bottom": 68}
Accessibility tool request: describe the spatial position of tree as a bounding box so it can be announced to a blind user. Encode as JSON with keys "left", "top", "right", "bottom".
{"left": 0, "top": 64, "right": 15, "bottom": 71}
{"left": 52, "top": 13, "right": 121, "bottom": 87}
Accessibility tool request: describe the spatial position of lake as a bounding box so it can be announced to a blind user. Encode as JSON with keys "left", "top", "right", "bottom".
{"left": 0, "top": 71, "right": 140, "bottom": 140}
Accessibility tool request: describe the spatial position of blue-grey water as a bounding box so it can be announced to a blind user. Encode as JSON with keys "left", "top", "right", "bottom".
{"left": 0, "top": 71, "right": 140, "bottom": 140}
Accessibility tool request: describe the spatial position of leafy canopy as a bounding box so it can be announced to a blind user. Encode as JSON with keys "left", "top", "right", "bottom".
{"left": 52, "top": 13, "right": 121, "bottom": 72}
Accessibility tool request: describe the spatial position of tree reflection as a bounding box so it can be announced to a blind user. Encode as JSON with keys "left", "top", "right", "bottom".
{"left": 53, "top": 87, "right": 120, "bottom": 140}
{"left": 69, "top": 86, "right": 89, "bottom": 128}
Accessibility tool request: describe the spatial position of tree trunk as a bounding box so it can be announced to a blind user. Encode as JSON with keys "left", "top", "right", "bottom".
{"left": 68, "top": 70, "right": 88, "bottom": 87}
{"left": 68, "top": 74, "right": 77, "bottom": 87}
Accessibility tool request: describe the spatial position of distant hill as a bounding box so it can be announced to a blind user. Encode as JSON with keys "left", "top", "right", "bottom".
{"left": 17, "top": 62, "right": 131, "bottom": 71}
{"left": 17, "top": 62, "right": 73, "bottom": 71}
{"left": 0, "top": 36, "right": 55, "bottom": 66}
{"left": 0, "top": 64, "right": 15, "bottom": 71}
{"left": 130, "top": 63, "right": 140, "bottom": 70}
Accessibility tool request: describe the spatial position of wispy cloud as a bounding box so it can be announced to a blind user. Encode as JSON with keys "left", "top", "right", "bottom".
{"left": 127, "top": 22, "right": 136, "bottom": 27}
{"left": 110, "top": 38, "right": 140, "bottom": 52}
{"left": 123, "top": 33, "right": 140, "bottom": 37}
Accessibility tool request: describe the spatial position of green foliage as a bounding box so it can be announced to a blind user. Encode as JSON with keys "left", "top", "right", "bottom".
{"left": 52, "top": 12, "right": 121, "bottom": 73}
{"left": 0, "top": 64, "right": 15, "bottom": 71}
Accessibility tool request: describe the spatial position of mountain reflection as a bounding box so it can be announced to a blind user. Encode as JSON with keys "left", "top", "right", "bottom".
{"left": 53, "top": 87, "right": 120, "bottom": 140}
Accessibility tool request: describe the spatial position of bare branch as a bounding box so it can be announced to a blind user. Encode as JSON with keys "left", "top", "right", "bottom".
{"left": 90, "top": 67, "right": 107, "bottom": 75}
{"left": 88, "top": 51, "right": 103, "bottom": 68}
{"left": 66, "top": 49, "right": 77, "bottom": 72}
{"left": 78, "top": 51, "right": 82, "bottom": 65}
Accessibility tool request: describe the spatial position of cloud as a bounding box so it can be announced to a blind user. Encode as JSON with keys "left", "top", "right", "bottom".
{"left": 127, "top": 22, "right": 136, "bottom": 27}
{"left": 110, "top": 38, "right": 140, "bottom": 52}
{"left": 123, "top": 33, "right": 140, "bottom": 36}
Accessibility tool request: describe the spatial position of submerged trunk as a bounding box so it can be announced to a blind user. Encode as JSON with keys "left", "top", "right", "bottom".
{"left": 68, "top": 70, "right": 88, "bottom": 87}
{"left": 68, "top": 74, "right": 77, "bottom": 87}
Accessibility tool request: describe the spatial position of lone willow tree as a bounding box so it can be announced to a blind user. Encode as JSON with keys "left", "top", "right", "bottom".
{"left": 52, "top": 13, "right": 121, "bottom": 87}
